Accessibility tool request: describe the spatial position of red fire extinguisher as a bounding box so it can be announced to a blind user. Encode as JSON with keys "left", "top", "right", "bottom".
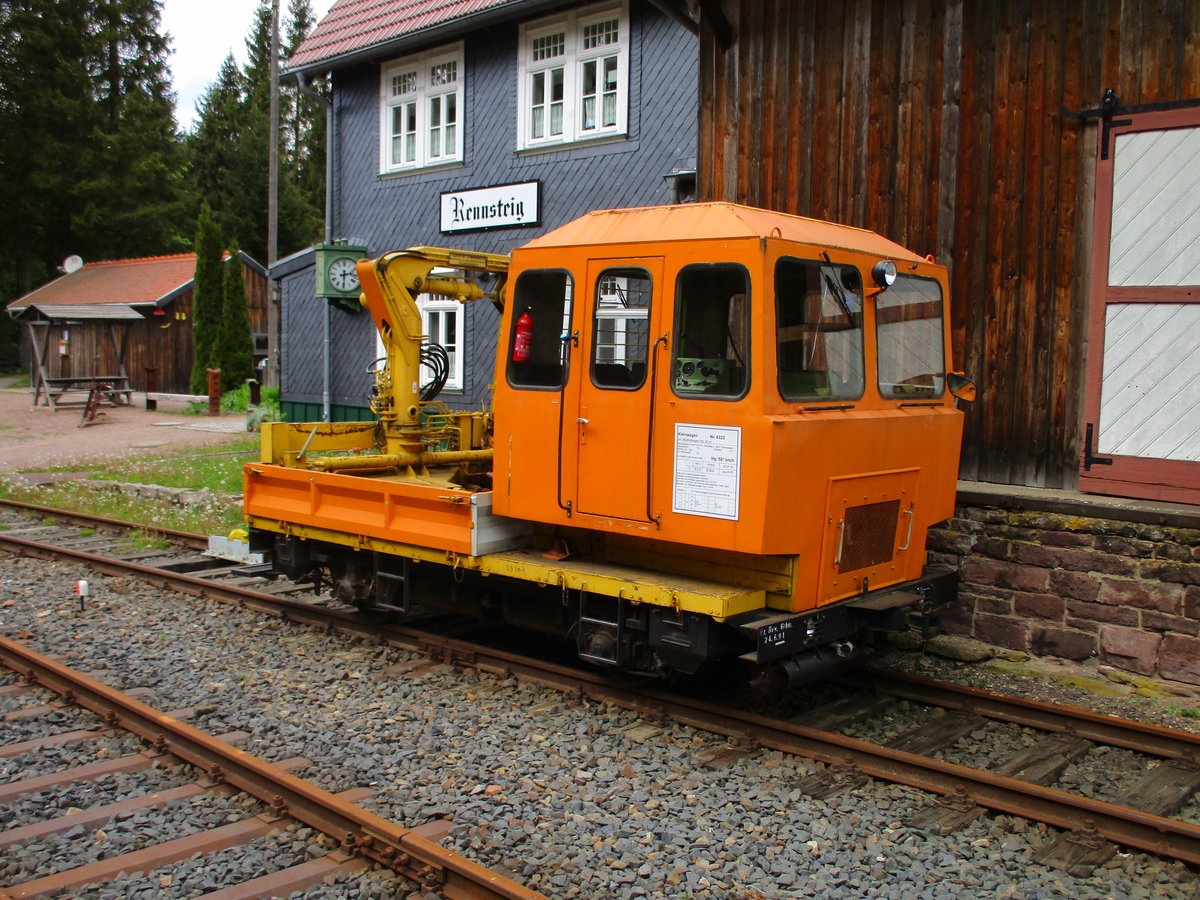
{"left": 512, "top": 307, "right": 533, "bottom": 362}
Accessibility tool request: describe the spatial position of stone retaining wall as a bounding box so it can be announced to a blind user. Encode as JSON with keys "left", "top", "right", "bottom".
{"left": 86, "top": 480, "right": 239, "bottom": 509}
{"left": 928, "top": 505, "right": 1200, "bottom": 686}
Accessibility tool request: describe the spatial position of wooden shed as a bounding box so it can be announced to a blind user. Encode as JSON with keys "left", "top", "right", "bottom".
{"left": 693, "top": 0, "right": 1200, "bottom": 506}
{"left": 6, "top": 253, "right": 269, "bottom": 403}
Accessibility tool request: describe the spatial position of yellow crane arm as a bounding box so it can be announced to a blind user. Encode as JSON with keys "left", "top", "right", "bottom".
{"left": 349, "top": 247, "right": 508, "bottom": 463}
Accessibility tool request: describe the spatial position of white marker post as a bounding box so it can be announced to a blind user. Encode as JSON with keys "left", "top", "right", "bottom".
{"left": 75, "top": 579, "right": 88, "bottom": 612}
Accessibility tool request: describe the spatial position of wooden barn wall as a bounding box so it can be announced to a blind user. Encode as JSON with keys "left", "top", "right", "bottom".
{"left": 698, "top": 0, "right": 1200, "bottom": 489}
{"left": 26, "top": 268, "right": 269, "bottom": 395}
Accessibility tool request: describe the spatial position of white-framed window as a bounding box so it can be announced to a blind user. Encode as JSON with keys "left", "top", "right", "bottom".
{"left": 594, "top": 273, "right": 649, "bottom": 366}
{"left": 517, "top": 2, "right": 628, "bottom": 150}
{"left": 419, "top": 294, "right": 464, "bottom": 391}
{"left": 380, "top": 44, "right": 464, "bottom": 174}
{"left": 372, "top": 272, "right": 465, "bottom": 393}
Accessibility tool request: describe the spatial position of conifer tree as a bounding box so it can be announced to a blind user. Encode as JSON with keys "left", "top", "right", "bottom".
{"left": 189, "top": 205, "right": 224, "bottom": 394}
{"left": 241, "top": 0, "right": 321, "bottom": 256}
{"left": 285, "top": 0, "right": 326, "bottom": 212}
{"left": 217, "top": 239, "right": 256, "bottom": 391}
{"left": 189, "top": 56, "right": 259, "bottom": 259}
{"left": 0, "top": 0, "right": 186, "bottom": 304}
{"left": 189, "top": 3, "right": 321, "bottom": 265}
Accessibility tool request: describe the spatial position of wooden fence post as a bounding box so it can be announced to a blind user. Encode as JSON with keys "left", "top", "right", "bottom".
{"left": 144, "top": 367, "right": 158, "bottom": 411}
{"left": 207, "top": 368, "right": 221, "bottom": 417}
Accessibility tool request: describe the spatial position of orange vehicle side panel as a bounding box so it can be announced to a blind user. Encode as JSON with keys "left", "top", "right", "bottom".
{"left": 244, "top": 465, "right": 478, "bottom": 556}
{"left": 493, "top": 229, "right": 963, "bottom": 570}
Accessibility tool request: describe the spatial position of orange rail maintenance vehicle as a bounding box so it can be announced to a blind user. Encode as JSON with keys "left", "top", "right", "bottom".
{"left": 244, "top": 203, "right": 974, "bottom": 689}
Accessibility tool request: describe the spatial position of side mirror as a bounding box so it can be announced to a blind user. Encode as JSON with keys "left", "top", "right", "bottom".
{"left": 947, "top": 372, "right": 976, "bottom": 402}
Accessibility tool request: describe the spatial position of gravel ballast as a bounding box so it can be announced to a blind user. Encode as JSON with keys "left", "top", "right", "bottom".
{"left": 2, "top": 553, "right": 1199, "bottom": 899}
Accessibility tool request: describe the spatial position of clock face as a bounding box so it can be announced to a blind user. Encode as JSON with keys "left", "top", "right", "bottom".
{"left": 327, "top": 257, "right": 360, "bottom": 292}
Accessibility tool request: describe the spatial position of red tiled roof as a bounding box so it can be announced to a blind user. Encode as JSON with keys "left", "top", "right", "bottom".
{"left": 6, "top": 254, "right": 198, "bottom": 311}
{"left": 288, "top": 0, "right": 520, "bottom": 71}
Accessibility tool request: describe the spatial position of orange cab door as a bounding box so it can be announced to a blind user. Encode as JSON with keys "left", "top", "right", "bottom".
{"left": 572, "top": 258, "right": 664, "bottom": 520}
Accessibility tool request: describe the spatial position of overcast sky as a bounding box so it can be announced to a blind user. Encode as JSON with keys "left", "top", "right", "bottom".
{"left": 161, "top": 0, "right": 337, "bottom": 131}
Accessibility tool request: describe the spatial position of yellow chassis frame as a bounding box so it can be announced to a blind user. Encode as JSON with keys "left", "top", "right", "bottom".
{"left": 246, "top": 515, "right": 766, "bottom": 620}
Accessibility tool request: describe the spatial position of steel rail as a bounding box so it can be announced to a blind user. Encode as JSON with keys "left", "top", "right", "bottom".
{"left": 0, "top": 624, "right": 542, "bottom": 898}
{"left": 0, "top": 497, "right": 208, "bottom": 550}
{"left": 854, "top": 667, "right": 1200, "bottom": 759}
{"left": 6, "top": 531, "right": 1200, "bottom": 866}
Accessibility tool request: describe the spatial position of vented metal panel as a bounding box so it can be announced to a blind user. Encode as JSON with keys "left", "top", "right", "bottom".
{"left": 820, "top": 470, "right": 918, "bottom": 605}
{"left": 838, "top": 499, "right": 900, "bottom": 573}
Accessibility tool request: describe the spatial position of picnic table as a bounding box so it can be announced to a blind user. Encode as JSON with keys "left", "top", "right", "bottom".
{"left": 33, "top": 375, "right": 133, "bottom": 410}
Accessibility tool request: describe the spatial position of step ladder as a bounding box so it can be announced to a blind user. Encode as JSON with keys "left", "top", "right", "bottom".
{"left": 373, "top": 554, "right": 411, "bottom": 613}
{"left": 577, "top": 592, "right": 624, "bottom": 666}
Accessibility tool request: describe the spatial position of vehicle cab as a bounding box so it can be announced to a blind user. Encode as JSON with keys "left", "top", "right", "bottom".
{"left": 491, "top": 202, "right": 965, "bottom": 616}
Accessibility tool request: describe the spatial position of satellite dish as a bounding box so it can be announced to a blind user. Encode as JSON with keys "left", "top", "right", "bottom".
{"left": 62, "top": 255, "right": 84, "bottom": 274}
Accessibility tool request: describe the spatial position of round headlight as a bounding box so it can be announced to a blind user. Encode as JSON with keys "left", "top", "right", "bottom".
{"left": 872, "top": 260, "right": 898, "bottom": 288}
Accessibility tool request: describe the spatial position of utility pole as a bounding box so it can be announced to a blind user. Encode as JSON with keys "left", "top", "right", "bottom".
{"left": 266, "top": 0, "right": 282, "bottom": 388}
{"left": 268, "top": 0, "right": 280, "bottom": 267}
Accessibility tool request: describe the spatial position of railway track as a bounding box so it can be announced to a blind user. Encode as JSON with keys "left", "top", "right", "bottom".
{"left": 0, "top": 637, "right": 545, "bottom": 899}
{"left": 3, "top": 498, "right": 1200, "bottom": 882}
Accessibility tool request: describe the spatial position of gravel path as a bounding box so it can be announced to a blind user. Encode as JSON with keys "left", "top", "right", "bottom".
{"left": 2, "top": 553, "right": 1198, "bottom": 900}
{"left": 0, "top": 382, "right": 246, "bottom": 474}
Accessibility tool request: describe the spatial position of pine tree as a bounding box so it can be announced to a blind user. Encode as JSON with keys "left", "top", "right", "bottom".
{"left": 241, "top": 0, "right": 322, "bottom": 254}
{"left": 189, "top": 56, "right": 263, "bottom": 261}
{"left": 189, "top": 204, "right": 223, "bottom": 394}
{"left": 76, "top": 0, "right": 188, "bottom": 258}
{"left": 0, "top": 0, "right": 99, "bottom": 295}
{"left": 217, "top": 239, "right": 255, "bottom": 391}
{"left": 187, "top": 1, "right": 321, "bottom": 264}
{"left": 285, "top": 0, "right": 326, "bottom": 212}
{"left": 0, "top": 0, "right": 187, "bottom": 305}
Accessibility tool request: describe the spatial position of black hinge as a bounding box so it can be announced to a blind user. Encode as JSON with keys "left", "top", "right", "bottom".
{"left": 1065, "top": 89, "right": 1132, "bottom": 161}
{"left": 1060, "top": 89, "right": 1200, "bottom": 160}
{"left": 1083, "top": 423, "right": 1114, "bottom": 470}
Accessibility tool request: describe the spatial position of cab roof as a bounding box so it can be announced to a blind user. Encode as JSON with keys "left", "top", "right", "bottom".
{"left": 519, "top": 202, "right": 930, "bottom": 265}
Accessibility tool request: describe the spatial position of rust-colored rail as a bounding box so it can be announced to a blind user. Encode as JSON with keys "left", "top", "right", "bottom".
{"left": 0, "top": 636, "right": 545, "bottom": 900}
{"left": 0, "top": 497, "right": 207, "bottom": 550}
{"left": 854, "top": 667, "right": 1200, "bottom": 759}
{"left": 5, "top": 526, "right": 1200, "bottom": 868}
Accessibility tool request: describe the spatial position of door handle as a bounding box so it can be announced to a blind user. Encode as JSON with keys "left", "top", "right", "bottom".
{"left": 577, "top": 417, "right": 589, "bottom": 424}
{"left": 898, "top": 508, "right": 914, "bottom": 551}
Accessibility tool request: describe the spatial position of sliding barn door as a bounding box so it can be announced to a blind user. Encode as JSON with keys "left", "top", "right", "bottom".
{"left": 1081, "top": 108, "right": 1200, "bottom": 504}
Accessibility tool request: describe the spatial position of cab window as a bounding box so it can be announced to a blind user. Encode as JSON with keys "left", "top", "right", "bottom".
{"left": 591, "top": 268, "right": 651, "bottom": 389}
{"left": 876, "top": 274, "right": 946, "bottom": 398}
{"left": 775, "top": 257, "right": 864, "bottom": 401}
{"left": 506, "top": 268, "right": 573, "bottom": 389}
{"left": 671, "top": 263, "right": 750, "bottom": 398}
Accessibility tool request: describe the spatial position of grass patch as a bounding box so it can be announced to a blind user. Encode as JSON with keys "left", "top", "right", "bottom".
{"left": 3, "top": 373, "right": 30, "bottom": 388}
{"left": 0, "top": 480, "right": 243, "bottom": 536}
{"left": 1167, "top": 703, "right": 1200, "bottom": 720}
{"left": 184, "top": 384, "right": 281, "bottom": 423}
{"left": 1, "top": 440, "right": 262, "bottom": 536}
{"left": 86, "top": 436, "right": 260, "bottom": 493}
{"left": 129, "top": 529, "right": 173, "bottom": 550}
{"left": 80, "top": 528, "right": 96, "bottom": 536}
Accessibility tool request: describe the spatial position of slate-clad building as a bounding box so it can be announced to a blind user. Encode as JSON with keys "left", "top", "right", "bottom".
{"left": 281, "top": 0, "right": 697, "bottom": 422}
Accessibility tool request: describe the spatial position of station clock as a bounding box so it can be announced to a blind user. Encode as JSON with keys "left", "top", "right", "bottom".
{"left": 314, "top": 240, "right": 368, "bottom": 302}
